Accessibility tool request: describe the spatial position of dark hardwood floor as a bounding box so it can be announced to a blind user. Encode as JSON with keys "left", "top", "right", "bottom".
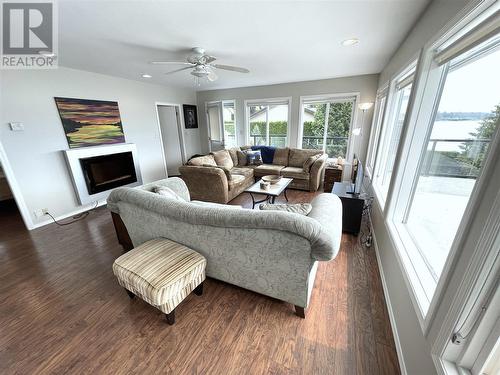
{"left": 0, "top": 190, "right": 400, "bottom": 375}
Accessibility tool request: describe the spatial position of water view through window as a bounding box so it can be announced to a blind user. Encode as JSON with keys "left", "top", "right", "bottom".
{"left": 405, "top": 48, "right": 500, "bottom": 279}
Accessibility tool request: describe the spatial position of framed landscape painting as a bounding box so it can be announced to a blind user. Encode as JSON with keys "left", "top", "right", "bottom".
{"left": 54, "top": 97, "right": 126, "bottom": 148}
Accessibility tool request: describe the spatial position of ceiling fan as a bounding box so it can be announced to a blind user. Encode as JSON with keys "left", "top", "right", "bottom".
{"left": 150, "top": 47, "right": 249, "bottom": 85}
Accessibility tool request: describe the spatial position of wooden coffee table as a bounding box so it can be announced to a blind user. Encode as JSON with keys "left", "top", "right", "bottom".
{"left": 245, "top": 177, "right": 293, "bottom": 209}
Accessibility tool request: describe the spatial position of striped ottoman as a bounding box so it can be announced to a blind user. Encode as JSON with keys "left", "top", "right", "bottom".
{"left": 112, "top": 238, "right": 206, "bottom": 325}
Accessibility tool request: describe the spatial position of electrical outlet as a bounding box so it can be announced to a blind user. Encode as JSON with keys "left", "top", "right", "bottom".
{"left": 33, "top": 208, "right": 48, "bottom": 218}
{"left": 9, "top": 122, "right": 24, "bottom": 131}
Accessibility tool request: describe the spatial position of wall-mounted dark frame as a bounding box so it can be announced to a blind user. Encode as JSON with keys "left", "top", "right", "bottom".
{"left": 183, "top": 104, "right": 198, "bottom": 129}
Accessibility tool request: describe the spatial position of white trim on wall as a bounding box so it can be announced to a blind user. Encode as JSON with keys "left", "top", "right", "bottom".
{"left": 369, "top": 215, "right": 408, "bottom": 375}
{"left": 155, "top": 101, "right": 188, "bottom": 175}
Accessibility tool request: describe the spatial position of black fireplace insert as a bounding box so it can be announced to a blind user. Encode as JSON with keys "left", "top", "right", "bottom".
{"left": 80, "top": 151, "right": 137, "bottom": 195}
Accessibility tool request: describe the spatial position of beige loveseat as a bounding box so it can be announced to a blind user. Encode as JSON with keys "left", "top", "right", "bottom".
{"left": 179, "top": 146, "right": 327, "bottom": 204}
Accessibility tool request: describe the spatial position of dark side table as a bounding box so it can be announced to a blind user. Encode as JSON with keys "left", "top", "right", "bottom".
{"left": 332, "top": 181, "right": 365, "bottom": 235}
{"left": 324, "top": 166, "right": 343, "bottom": 192}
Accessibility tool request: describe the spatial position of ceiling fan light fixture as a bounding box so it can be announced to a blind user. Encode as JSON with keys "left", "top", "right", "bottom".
{"left": 151, "top": 46, "right": 248, "bottom": 86}
{"left": 341, "top": 38, "right": 359, "bottom": 46}
{"left": 190, "top": 70, "right": 208, "bottom": 78}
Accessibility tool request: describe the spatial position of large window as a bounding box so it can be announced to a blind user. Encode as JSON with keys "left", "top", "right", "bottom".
{"left": 246, "top": 99, "right": 290, "bottom": 147}
{"left": 383, "top": 8, "right": 500, "bottom": 326}
{"left": 300, "top": 97, "right": 355, "bottom": 158}
{"left": 367, "top": 4, "right": 500, "bottom": 375}
{"left": 373, "top": 69, "right": 414, "bottom": 205}
{"left": 366, "top": 88, "right": 388, "bottom": 176}
{"left": 397, "top": 45, "right": 499, "bottom": 289}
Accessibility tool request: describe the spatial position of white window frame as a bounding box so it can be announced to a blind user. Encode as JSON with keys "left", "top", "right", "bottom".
{"left": 366, "top": 85, "right": 389, "bottom": 178}
{"left": 384, "top": 1, "right": 500, "bottom": 330}
{"left": 244, "top": 97, "right": 292, "bottom": 147}
{"left": 205, "top": 101, "right": 224, "bottom": 152}
{"left": 367, "top": 1, "right": 500, "bottom": 374}
{"left": 222, "top": 100, "right": 237, "bottom": 148}
{"left": 297, "top": 92, "right": 359, "bottom": 161}
{"left": 372, "top": 63, "right": 417, "bottom": 211}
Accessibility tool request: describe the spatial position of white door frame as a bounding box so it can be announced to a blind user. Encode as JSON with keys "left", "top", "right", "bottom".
{"left": 0, "top": 140, "right": 34, "bottom": 230}
{"left": 155, "top": 102, "right": 187, "bottom": 177}
{"left": 205, "top": 101, "right": 224, "bottom": 152}
{"left": 221, "top": 99, "right": 237, "bottom": 147}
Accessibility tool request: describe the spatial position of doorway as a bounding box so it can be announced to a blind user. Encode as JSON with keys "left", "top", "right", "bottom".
{"left": 0, "top": 141, "right": 33, "bottom": 230}
{"left": 156, "top": 104, "right": 187, "bottom": 177}
{"left": 0, "top": 160, "right": 25, "bottom": 231}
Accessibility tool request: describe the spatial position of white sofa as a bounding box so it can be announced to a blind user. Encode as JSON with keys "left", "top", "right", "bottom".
{"left": 107, "top": 178, "right": 342, "bottom": 317}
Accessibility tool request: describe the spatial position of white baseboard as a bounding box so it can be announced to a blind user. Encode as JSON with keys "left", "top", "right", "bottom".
{"left": 369, "top": 216, "right": 408, "bottom": 375}
{"left": 31, "top": 200, "right": 107, "bottom": 229}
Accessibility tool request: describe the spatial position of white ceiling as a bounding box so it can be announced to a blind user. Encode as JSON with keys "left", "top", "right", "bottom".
{"left": 58, "top": 0, "right": 430, "bottom": 90}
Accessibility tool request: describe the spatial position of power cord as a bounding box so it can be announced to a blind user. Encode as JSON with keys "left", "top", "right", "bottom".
{"left": 358, "top": 196, "right": 374, "bottom": 248}
{"left": 45, "top": 201, "right": 99, "bottom": 226}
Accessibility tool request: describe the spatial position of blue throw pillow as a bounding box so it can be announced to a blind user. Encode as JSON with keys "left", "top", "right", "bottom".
{"left": 246, "top": 150, "right": 263, "bottom": 165}
{"left": 251, "top": 145, "right": 276, "bottom": 164}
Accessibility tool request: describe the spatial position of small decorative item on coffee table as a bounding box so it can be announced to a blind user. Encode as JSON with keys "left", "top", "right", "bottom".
{"left": 245, "top": 176, "right": 292, "bottom": 209}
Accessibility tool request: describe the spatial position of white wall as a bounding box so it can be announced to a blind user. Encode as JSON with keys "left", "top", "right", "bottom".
{"left": 0, "top": 67, "right": 198, "bottom": 228}
{"left": 369, "top": 1, "right": 481, "bottom": 374}
{"left": 196, "top": 74, "right": 379, "bottom": 161}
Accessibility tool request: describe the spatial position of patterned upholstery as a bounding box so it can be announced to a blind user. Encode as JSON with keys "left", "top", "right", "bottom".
{"left": 228, "top": 174, "right": 246, "bottom": 190}
{"left": 211, "top": 150, "right": 234, "bottom": 169}
{"left": 188, "top": 155, "right": 217, "bottom": 166}
{"left": 230, "top": 167, "right": 254, "bottom": 178}
{"left": 254, "top": 164, "right": 285, "bottom": 176}
{"left": 259, "top": 203, "right": 313, "bottom": 216}
{"left": 288, "top": 148, "right": 323, "bottom": 168}
{"left": 303, "top": 154, "right": 321, "bottom": 172}
{"left": 113, "top": 238, "right": 206, "bottom": 314}
{"left": 281, "top": 166, "right": 310, "bottom": 180}
{"left": 273, "top": 147, "right": 289, "bottom": 166}
{"left": 227, "top": 147, "right": 240, "bottom": 166}
{"left": 108, "top": 178, "right": 343, "bottom": 308}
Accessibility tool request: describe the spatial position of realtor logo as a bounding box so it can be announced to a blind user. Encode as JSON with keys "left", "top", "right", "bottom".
{"left": 1, "top": 1, "right": 58, "bottom": 69}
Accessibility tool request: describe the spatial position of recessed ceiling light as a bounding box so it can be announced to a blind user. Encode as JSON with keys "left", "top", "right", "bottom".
{"left": 141, "top": 74, "right": 152, "bottom": 78}
{"left": 341, "top": 38, "right": 359, "bottom": 46}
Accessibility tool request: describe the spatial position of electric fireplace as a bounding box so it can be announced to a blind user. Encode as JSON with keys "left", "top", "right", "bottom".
{"left": 64, "top": 144, "right": 142, "bottom": 205}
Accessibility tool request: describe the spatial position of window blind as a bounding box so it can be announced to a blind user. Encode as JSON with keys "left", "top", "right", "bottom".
{"left": 246, "top": 100, "right": 289, "bottom": 107}
{"left": 435, "top": 11, "right": 500, "bottom": 66}
{"left": 396, "top": 74, "right": 414, "bottom": 90}
{"left": 376, "top": 88, "right": 388, "bottom": 99}
{"left": 302, "top": 96, "right": 356, "bottom": 105}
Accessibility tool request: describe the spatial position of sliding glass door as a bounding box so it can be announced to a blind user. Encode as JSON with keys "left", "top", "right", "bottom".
{"left": 206, "top": 100, "right": 237, "bottom": 150}
{"left": 206, "top": 102, "right": 223, "bottom": 151}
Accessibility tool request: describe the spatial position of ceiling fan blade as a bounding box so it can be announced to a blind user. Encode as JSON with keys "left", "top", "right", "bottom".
{"left": 150, "top": 61, "right": 194, "bottom": 65}
{"left": 204, "top": 55, "right": 216, "bottom": 64}
{"left": 164, "top": 66, "right": 192, "bottom": 75}
{"left": 212, "top": 64, "right": 249, "bottom": 73}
